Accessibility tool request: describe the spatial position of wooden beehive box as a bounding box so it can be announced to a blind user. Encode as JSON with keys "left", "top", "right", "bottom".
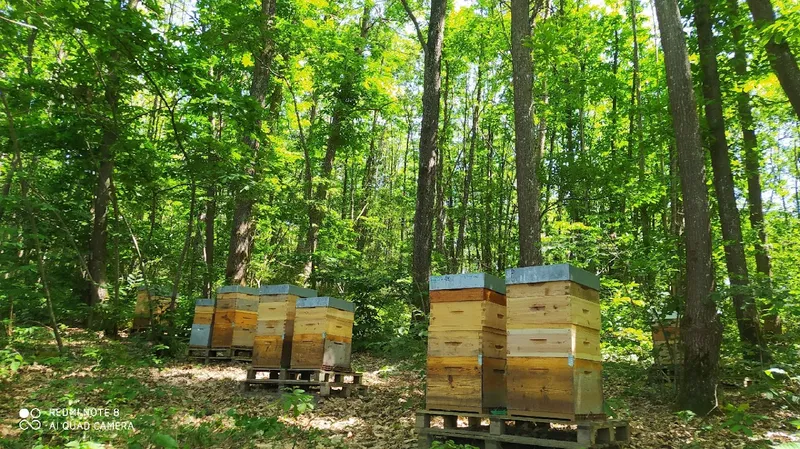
{"left": 133, "top": 286, "right": 171, "bottom": 330}
{"left": 652, "top": 313, "right": 681, "bottom": 365}
{"left": 426, "top": 273, "right": 506, "bottom": 413}
{"left": 212, "top": 286, "right": 259, "bottom": 349}
{"left": 189, "top": 298, "right": 215, "bottom": 347}
{"left": 505, "top": 264, "right": 604, "bottom": 420}
{"left": 291, "top": 297, "right": 354, "bottom": 370}
{"left": 252, "top": 284, "right": 317, "bottom": 368}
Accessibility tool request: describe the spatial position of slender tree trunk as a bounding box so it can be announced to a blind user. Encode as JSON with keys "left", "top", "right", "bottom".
{"left": 728, "top": 0, "right": 779, "bottom": 334}
{"left": 357, "top": 110, "right": 381, "bottom": 252}
{"left": 411, "top": 0, "right": 447, "bottom": 314}
{"left": 655, "top": 0, "right": 721, "bottom": 414}
{"left": 744, "top": 0, "right": 800, "bottom": 119}
{"left": 455, "top": 67, "right": 482, "bottom": 271}
{"left": 203, "top": 181, "right": 216, "bottom": 298}
{"left": 170, "top": 182, "right": 197, "bottom": 312}
{"left": 303, "top": 8, "right": 371, "bottom": 284}
{"left": 510, "top": 0, "right": 543, "bottom": 267}
{"left": 226, "top": 0, "right": 277, "bottom": 285}
{"left": 696, "top": 0, "right": 769, "bottom": 361}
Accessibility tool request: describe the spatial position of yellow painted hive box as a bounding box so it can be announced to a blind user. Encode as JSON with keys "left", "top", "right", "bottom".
{"left": 505, "top": 264, "right": 604, "bottom": 420}
{"left": 290, "top": 297, "right": 355, "bottom": 370}
{"left": 252, "top": 285, "right": 317, "bottom": 368}
{"left": 212, "top": 286, "right": 259, "bottom": 348}
{"left": 426, "top": 273, "right": 507, "bottom": 413}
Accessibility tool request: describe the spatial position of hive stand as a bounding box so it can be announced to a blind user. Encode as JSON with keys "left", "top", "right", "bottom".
{"left": 416, "top": 410, "right": 630, "bottom": 449}
{"left": 212, "top": 286, "right": 259, "bottom": 363}
{"left": 243, "top": 367, "right": 365, "bottom": 397}
{"left": 290, "top": 297, "right": 355, "bottom": 371}
{"left": 505, "top": 264, "right": 604, "bottom": 421}
{"left": 426, "top": 273, "right": 507, "bottom": 414}
{"left": 252, "top": 285, "right": 317, "bottom": 369}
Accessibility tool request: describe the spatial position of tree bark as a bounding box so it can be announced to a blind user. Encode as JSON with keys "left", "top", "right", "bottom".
{"left": 411, "top": 0, "right": 447, "bottom": 313}
{"left": 225, "top": 0, "right": 277, "bottom": 285}
{"left": 695, "top": 0, "right": 769, "bottom": 361}
{"left": 510, "top": 0, "right": 543, "bottom": 267}
{"left": 654, "top": 0, "right": 721, "bottom": 414}
{"left": 455, "top": 67, "right": 482, "bottom": 271}
{"left": 744, "top": 0, "right": 800, "bottom": 119}
{"left": 728, "top": 0, "right": 779, "bottom": 334}
{"left": 302, "top": 6, "right": 371, "bottom": 284}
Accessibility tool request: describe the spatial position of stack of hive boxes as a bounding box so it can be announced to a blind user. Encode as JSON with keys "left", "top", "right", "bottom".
{"left": 652, "top": 312, "right": 681, "bottom": 365}
{"left": 212, "top": 286, "right": 259, "bottom": 349}
{"left": 291, "top": 297, "right": 355, "bottom": 370}
{"left": 252, "top": 285, "right": 317, "bottom": 368}
{"left": 133, "top": 286, "right": 171, "bottom": 331}
{"left": 505, "top": 264, "right": 603, "bottom": 420}
{"left": 426, "top": 273, "right": 506, "bottom": 413}
{"left": 189, "top": 298, "right": 215, "bottom": 347}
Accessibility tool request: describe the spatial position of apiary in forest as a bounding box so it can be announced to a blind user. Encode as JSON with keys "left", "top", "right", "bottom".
{"left": 426, "top": 273, "right": 507, "bottom": 413}
{"left": 290, "top": 297, "right": 355, "bottom": 370}
{"left": 505, "top": 264, "right": 604, "bottom": 420}
{"left": 252, "top": 284, "right": 317, "bottom": 368}
{"left": 212, "top": 286, "right": 259, "bottom": 349}
{"left": 132, "top": 286, "right": 171, "bottom": 331}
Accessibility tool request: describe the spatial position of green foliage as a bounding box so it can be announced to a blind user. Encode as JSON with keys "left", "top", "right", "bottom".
{"left": 279, "top": 388, "right": 315, "bottom": 418}
{"left": 430, "top": 441, "right": 479, "bottom": 449}
{"left": 721, "top": 403, "right": 768, "bottom": 436}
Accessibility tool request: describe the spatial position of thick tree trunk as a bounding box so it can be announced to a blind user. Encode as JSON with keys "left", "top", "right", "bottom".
{"left": 225, "top": 0, "right": 276, "bottom": 284}
{"left": 695, "top": 0, "right": 769, "bottom": 361}
{"left": 411, "top": 0, "right": 447, "bottom": 313}
{"left": 745, "top": 0, "right": 800, "bottom": 119}
{"left": 654, "top": 0, "right": 721, "bottom": 414}
{"left": 510, "top": 0, "right": 543, "bottom": 267}
{"left": 88, "top": 73, "right": 118, "bottom": 323}
{"left": 728, "top": 0, "right": 779, "bottom": 335}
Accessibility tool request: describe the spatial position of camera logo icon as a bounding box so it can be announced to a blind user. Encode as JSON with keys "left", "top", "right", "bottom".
{"left": 18, "top": 408, "right": 42, "bottom": 430}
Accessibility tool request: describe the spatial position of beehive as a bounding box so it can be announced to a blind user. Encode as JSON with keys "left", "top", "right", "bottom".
{"left": 426, "top": 273, "right": 506, "bottom": 413}
{"left": 189, "top": 298, "right": 215, "bottom": 347}
{"left": 212, "top": 286, "right": 259, "bottom": 348}
{"left": 505, "top": 264, "right": 603, "bottom": 420}
{"left": 652, "top": 313, "right": 681, "bottom": 365}
{"left": 133, "top": 286, "right": 171, "bottom": 330}
{"left": 291, "top": 297, "right": 354, "bottom": 370}
{"left": 252, "top": 284, "right": 317, "bottom": 368}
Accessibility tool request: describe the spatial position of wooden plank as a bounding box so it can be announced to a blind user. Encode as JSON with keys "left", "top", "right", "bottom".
{"left": 211, "top": 326, "right": 233, "bottom": 348}
{"left": 652, "top": 326, "right": 680, "bottom": 342}
{"left": 258, "top": 302, "right": 287, "bottom": 319}
{"left": 426, "top": 356, "right": 483, "bottom": 411}
{"left": 252, "top": 335, "right": 283, "bottom": 368}
{"left": 430, "top": 288, "right": 506, "bottom": 306}
{"left": 232, "top": 327, "right": 256, "bottom": 347}
{"left": 430, "top": 302, "right": 506, "bottom": 332}
{"left": 481, "top": 357, "right": 506, "bottom": 409}
{"left": 507, "top": 295, "right": 600, "bottom": 330}
{"left": 427, "top": 329, "right": 505, "bottom": 358}
{"left": 506, "top": 280, "right": 599, "bottom": 303}
{"left": 507, "top": 327, "right": 601, "bottom": 361}
{"left": 192, "top": 312, "right": 213, "bottom": 326}
{"left": 506, "top": 357, "right": 603, "bottom": 420}
{"left": 417, "top": 427, "right": 585, "bottom": 449}
{"left": 256, "top": 319, "right": 286, "bottom": 336}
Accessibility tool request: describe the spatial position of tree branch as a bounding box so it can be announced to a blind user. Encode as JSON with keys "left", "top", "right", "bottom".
{"left": 399, "top": 0, "right": 426, "bottom": 51}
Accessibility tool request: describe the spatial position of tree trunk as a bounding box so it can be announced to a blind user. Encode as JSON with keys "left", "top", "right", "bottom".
{"left": 203, "top": 181, "right": 216, "bottom": 298}
{"left": 411, "top": 0, "right": 447, "bottom": 313}
{"left": 654, "top": 0, "right": 721, "bottom": 414}
{"left": 455, "top": 67, "right": 482, "bottom": 271}
{"left": 225, "top": 0, "right": 277, "bottom": 285}
{"left": 744, "top": 0, "right": 800, "bottom": 119}
{"left": 728, "top": 0, "right": 779, "bottom": 335}
{"left": 510, "top": 0, "right": 543, "bottom": 267}
{"left": 695, "top": 0, "right": 769, "bottom": 361}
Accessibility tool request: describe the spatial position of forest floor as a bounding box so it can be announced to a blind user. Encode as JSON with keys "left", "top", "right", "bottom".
{"left": 1, "top": 329, "right": 798, "bottom": 449}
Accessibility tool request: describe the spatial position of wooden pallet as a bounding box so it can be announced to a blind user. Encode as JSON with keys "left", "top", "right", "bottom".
{"left": 242, "top": 367, "right": 364, "bottom": 397}
{"left": 416, "top": 409, "right": 630, "bottom": 449}
{"left": 187, "top": 347, "right": 232, "bottom": 363}
{"left": 231, "top": 346, "right": 254, "bottom": 362}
